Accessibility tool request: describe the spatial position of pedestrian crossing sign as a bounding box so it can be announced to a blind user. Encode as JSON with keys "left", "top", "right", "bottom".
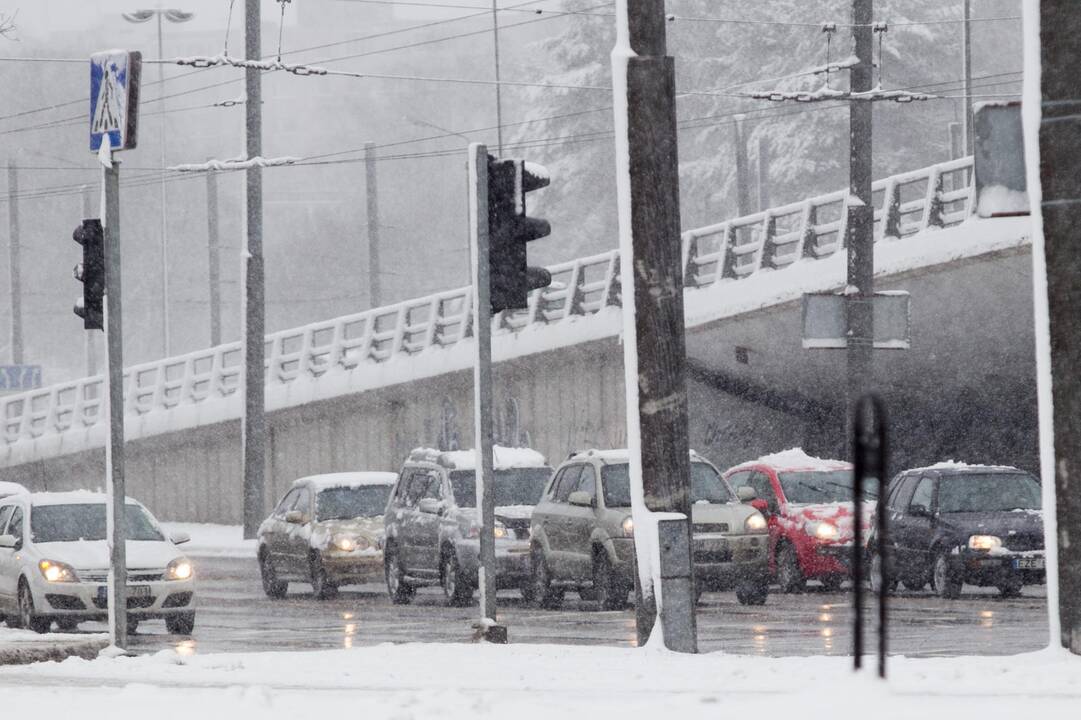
{"left": 89, "top": 50, "right": 142, "bottom": 152}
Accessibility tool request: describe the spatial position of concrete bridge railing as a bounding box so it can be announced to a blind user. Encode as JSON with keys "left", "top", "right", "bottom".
{"left": 0, "top": 157, "right": 974, "bottom": 459}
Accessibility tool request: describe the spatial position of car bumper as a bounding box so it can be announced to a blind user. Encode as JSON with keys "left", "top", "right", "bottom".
{"left": 693, "top": 533, "right": 769, "bottom": 588}
{"left": 806, "top": 541, "right": 860, "bottom": 577}
{"left": 959, "top": 550, "right": 1046, "bottom": 585}
{"left": 456, "top": 539, "right": 533, "bottom": 588}
{"left": 321, "top": 549, "right": 385, "bottom": 584}
{"left": 35, "top": 578, "right": 196, "bottom": 619}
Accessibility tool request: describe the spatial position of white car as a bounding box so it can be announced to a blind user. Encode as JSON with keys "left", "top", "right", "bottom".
{"left": 0, "top": 491, "right": 196, "bottom": 634}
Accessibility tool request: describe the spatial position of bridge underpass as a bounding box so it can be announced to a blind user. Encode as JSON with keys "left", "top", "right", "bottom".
{"left": 0, "top": 159, "right": 1038, "bottom": 522}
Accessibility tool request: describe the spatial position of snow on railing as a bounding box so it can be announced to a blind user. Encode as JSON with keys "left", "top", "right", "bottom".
{"left": 0, "top": 158, "right": 974, "bottom": 449}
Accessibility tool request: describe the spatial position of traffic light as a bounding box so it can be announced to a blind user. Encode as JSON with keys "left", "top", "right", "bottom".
{"left": 72, "top": 219, "right": 105, "bottom": 330}
{"left": 487, "top": 157, "right": 552, "bottom": 314}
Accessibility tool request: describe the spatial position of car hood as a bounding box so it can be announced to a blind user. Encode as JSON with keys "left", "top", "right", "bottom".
{"left": 937, "top": 509, "right": 1043, "bottom": 538}
{"left": 494, "top": 505, "right": 535, "bottom": 522}
{"left": 36, "top": 539, "right": 183, "bottom": 571}
{"left": 690, "top": 501, "right": 759, "bottom": 530}
{"left": 310, "top": 516, "right": 385, "bottom": 547}
{"left": 782, "top": 501, "right": 876, "bottom": 541}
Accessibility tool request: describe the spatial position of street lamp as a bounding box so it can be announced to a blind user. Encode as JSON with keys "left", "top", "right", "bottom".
{"left": 123, "top": 8, "right": 195, "bottom": 358}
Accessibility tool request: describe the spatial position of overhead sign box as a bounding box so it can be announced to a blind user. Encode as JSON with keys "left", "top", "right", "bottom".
{"left": 973, "top": 101, "right": 1028, "bottom": 218}
{"left": 89, "top": 50, "right": 142, "bottom": 153}
{"left": 802, "top": 292, "right": 911, "bottom": 350}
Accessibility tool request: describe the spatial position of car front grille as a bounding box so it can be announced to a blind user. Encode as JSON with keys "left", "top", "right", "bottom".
{"left": 93, "top": 595, "right": 156, "bottom": 610}
{"left": 46, "top": 594, "right": 87, "bottom": 610}
{"left": 1004, "top": 533, "right": 1043, "bottom": 552}
{"left": 79, "top": 570, "right": 164, "bottom": 583}
{"left": 162, "top": 592, "right": 193, "bottom": 608}
{"left": 694, "top": 523, "right": 730, "bottom": 534}
{"left": 694, "top": 548, "right": 731, "bottom": 564}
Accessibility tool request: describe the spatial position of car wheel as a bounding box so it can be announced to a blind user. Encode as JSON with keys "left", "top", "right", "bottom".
{"left": 384, "top": 546, "right": 414, "bottom": 605}
{"left": 56, "top": 618, "right": 79, "bottom": 632}
{"left": 736, "top": 579, "right": 769, "bottom": 606}
{"left": 870, "top": 553, "right": 899, "bottom": 594}
{"left": 593, "top": 550, "right": 628, "bottom": 611}
{"left": 819, "top": 574, "right": 844, "bottom": 592}
{"left": 932, "top": 551, "right": 963, "bottom": 599}
{"left": 441, "top": 551, "right": 473, "bottom": 607}
{"left": 310, "top": 553, "right": 339, "bottom": 600}
{"left": 531, "top": 547, "right": 564, "bottom": 610}
{"left": 18, "top": 580, "right": 50, "bottom": 634}
{"left": 776, "top": 544, "right": 805, "bottom": 594}
{"left": 165, "top": 612, "right": 195, "bottom": 635}
{"left": 998, "top": 575, "right": 1023, "bottom": 599}
{"left": 259, "top": 549, "right": 288, "bottom": 599}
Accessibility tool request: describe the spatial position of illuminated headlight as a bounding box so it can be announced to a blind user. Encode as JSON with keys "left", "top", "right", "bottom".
{"left": 745, "top": 514, "right": 767, "bottom": 532}
{"left": 493, "top": 522, "right": 510, "bottom": 540}
{"left": 38, "top": 559, "right": 78, "bottom": 583}
{"left": 968, "top": 535, "right": 1002, "bottom": 551}
{"left": 166, "top": 558, "right": 193, "bottom": 581}
{"left": 621, "top": 516, "right": 634, "bottom": 537}
{"left": 811, "top": 522, "right": 839, "bottom": 541}
{"left": 332, "top": 534, "right": 364, "bottom": 552}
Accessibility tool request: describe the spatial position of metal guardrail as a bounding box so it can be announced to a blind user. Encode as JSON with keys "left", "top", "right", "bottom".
{"left": 0, "top": 158, "right": 974, "bottom": 449}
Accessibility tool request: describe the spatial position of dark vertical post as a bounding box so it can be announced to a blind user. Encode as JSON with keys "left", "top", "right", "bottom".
{"left": 846, "top": 0, "right": 874, "bottom": 449}
{"left": 206, "top": 166, "right": 221, "bottom": 347}
{"left": 490, "top": 1, "right": 504, "bottom": 154}
{"left": 852, "top": 395, "right": 889, "bottom": 675}
{"left": 364, "top": 142, "right": 382, "bottom": 309}
{"left": 1038, "top": 2, "right": 1081, "bottom": 655}
{"left": 104, "top": 160, "right": 127, "bottom": 649}
{"left": 757, "top": 135, "right": 771, "bottom": 211}
{"left": 616, "top": 0, "right": 696, "bottom": 652}
{"left": 243, "top": 0, "right": 266, "bottom": 539}
{"left": 6, "top": 161, "right": 21, "bottom": 365}
{"left": 734, "top": 120, "right": 751, "bottom": 216}
{"left": 82, "top": 185, "right": 97, "bottom": 377}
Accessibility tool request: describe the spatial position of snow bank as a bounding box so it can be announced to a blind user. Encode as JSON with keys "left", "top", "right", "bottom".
{"left": 159, "top": 523, "right": 256, "bottom": 559}
{"left": 978, "top": 185, "right": 1030, "bottom": 218}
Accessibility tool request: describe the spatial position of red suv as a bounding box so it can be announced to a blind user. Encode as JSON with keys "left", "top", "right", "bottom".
{"left": 723, "top": 449, "right": 873, "bottom": 593}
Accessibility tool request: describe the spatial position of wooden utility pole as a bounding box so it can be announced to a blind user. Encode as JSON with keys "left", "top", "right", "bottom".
{"left": 1038, "top": 1, "right": 1081, "bottom": 655}
{"left": 364, "top": 142, "right": 382, "bottom": 308}
{"left": 612, "top": 0, "right": 696, "bottom": 652}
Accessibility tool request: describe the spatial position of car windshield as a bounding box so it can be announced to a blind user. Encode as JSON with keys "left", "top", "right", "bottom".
{"left": 600, "top": 462, "right": 733, "bottom": 508}
{"left": 449, "top": 468, "right": 553, "bottom": 508}
{"left": 937, "top": 473, "right": 1041, "bottom": 513}
{"left": 30, "top": 503, "right": 164, "bottom": 543}
{"left": 777, "top": 470, "right": 878, "bottom": 504}
{"left": 316, "top": 485, "right": 393, "bottom": 521}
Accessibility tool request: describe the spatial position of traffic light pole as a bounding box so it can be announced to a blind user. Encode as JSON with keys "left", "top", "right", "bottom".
{"left": 103, "top": 159, "right": 128, "bottom": 650}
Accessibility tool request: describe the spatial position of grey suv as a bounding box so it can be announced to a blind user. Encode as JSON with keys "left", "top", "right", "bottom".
{"left": 530, "top": 449, "right": 770, "bottom": 610}
{"left": 383, "top": 447, "right": 553, "bottom": 606}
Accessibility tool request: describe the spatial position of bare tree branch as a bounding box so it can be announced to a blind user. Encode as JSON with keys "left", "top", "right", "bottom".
{"left": 0, "top": 10, "right": 20, "bottom": 41}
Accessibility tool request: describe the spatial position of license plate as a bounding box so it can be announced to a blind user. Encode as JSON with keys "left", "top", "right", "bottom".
{"left": 1014, "top": 557, "right": 1044, "bottom": 570}
{"left": 97, "top": 585, "right": 152, "bottom": 601}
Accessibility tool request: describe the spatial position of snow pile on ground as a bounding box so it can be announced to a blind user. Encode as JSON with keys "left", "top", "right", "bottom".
{"left": 0, "top": 628, "right": 98, "bottom": 645}
{"left": 0, "top": 643, "right": 1078, "bottom": 719}
{"left": 160, "top": 523, "right": 256, "bottom": 559}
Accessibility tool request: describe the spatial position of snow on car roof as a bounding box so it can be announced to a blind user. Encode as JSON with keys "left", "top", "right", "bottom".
{"left": 568, "top": 448, "right": 711, "bottom": 464}
{"left": 732, "top": 448, "right": 850, "bottom": 472}
{"left": 295, "top": 472, "right": 398, "bottom": 490}
{"left": 409, "top": 446, "right": 549, "bottom": 471}
{"left": 0, "top": 481, "right": 28, "bottom": 497}
{"left": 25, "top": 491, "right": 140, "bottom": 506}
{"left": 906, "top": 461, "right": 1026, "bottom": 474}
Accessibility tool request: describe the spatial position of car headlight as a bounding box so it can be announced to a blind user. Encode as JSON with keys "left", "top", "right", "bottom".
{"left": 811, "top": 522, "right": 839, "bottom": 541}
{"left": 166, "top": 558, "right": 193, "bottom": 581}
{"left": 38, "top": 559, "right": 78, "bottom": 583}
{"left": 494, "top": 521, "right": 511, "bottom": 540}
{"left": 968, "top": 535, "right": 1002, "bottom": 551}
{"left": 745, "top": 513, "right": 767, "bottom": 532}
{"left": 332, "top": 534, "right": 358, "bottom": 552}
{"left": 621, "top": 516, "right": 634, "bottom": 537}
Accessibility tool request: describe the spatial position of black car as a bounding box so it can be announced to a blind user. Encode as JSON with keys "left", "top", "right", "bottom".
{"left": 871, "top": 464, "right": 1044, "bottom": 598}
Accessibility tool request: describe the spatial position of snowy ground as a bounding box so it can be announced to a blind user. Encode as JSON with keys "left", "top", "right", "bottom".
{"left": 0, "top": 642, "right": 1078, "bottom": 719}
{"left": 161, "top": 523, "right": 256, "bottom": 559}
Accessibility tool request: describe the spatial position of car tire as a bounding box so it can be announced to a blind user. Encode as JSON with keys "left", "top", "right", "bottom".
{"left": 932, "top": 551, "right": 963, "bottom": 599}
{"left": 56, "top": 618, "right": 79, "bottom": 632}
{"left": 736, "top": 579, "right": 769, "bottom": 606}
{"left": 259, "top": 549, "right": 288, "bottom": 599}
{"left": 531, "top": 547, "right": 563, "bottom": 610}
{"left": 310, "top": 553, "right": 339, "bottom": 600}
{"left": 384, "top": 545, "right": 414, "bottom": 605}
{"left": 776, "top": 544, "right": 805, "bottom": 594}
{"left": 870, "top": 552, "right": 899, "bottom": 594}
{"left": 819, "top": 574, "right": 844, "bottom": 592}
{"left": 593, "top": 550, "right": 628, "bottom": 611}
{"left": 165, "top": 612, "right": 195, "bottom": 635}
{"left": 18, "top": 580, "right": 50, "bottom": 634}
{"left": 441, "top": 551, "right": 473, "bottom": 607}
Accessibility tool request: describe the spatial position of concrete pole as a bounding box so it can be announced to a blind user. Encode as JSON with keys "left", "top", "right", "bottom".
{"left": 206, "top": 166, "right": 222, "bottom": 347}
{"left": 157, "top": 10, "right": 171, "bottom": 357}
{"left": 242, "top": 0, "right": 266, "bottom": 539}
{"left": 613, "top": 0, "right": 696, "bottom": 652}
{"left": 364, "top": 142, "right": 382, "bottom": 309}
{"left": 757, "top": 135, "right": 771, "bottom": 211}
{"left": 6, "top": 161, "right": 22, "bottom": 365}
{"left": 1037, "top": 1, "right": 1081, "bottom": 655}
{"left": 962, "top": 0, "right": 973, "bottom": 156}
{"left": 490, "top": 0, "right": 504, "bottom": 154}
{"left": 734, "top": 121, "right": 751, "bottom": 216}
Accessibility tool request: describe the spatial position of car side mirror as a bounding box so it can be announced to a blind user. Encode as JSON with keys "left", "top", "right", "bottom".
{"left": 285, "top": 509, "right": 306, "bottom": 524}
{"left": 0, "top": 534, "right": 15, "bottom": 549}
{"left": 909, "top": 504, "right": 930, "bottom": 518}
{"left": 568, "top": 491, "right": 595, "bottom": 508}
{"left": 737, "top": 486, "right": 757, "bottom": 502}
{"left": 170, "top": 531, "right": 191, "bottom": 545}
{"left": 750, "top": 498, "right": 770, "bottom": 516}
{"left": 418, "top": 498, "right": 443, "bottom": 515}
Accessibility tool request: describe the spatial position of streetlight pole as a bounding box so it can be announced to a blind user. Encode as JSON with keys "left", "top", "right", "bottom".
{"left": 122, "top": 8, "right": 195, "bottom": 357}
{"left": 490, "top": 0, "right": 504, "bottom": 154}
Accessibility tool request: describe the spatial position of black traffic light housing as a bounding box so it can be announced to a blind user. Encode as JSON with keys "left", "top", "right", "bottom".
{"left": 73, "top": 218, "right": 105, "bottom": 330}
{"left": 487, "top": 157, "right": 552, "bottom": 314}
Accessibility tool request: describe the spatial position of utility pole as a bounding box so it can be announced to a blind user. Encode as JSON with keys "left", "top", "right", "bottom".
{"left": 612, "top": 0, "right": 696, "bottom": 652}
{"left": 490, "top": 0, "right": 504, "bottom": 154}
{"left": 757, "top": 135, "right": 771, "bottom": 211}
{"left": 82, "top": 185, "right": 98, "bottom": 376}
{"left": 242, "top": 0, "right": 266, "bottom": 539}
{"left": 206, "top": 165, "right": 222, "bottom": 347}
{"left": 6, "top": 161, "right": 21, "bottom": 365}
{"left": 734, "top": 121, "right": 751, "bottom": 216}
{"left": 364, "top": 142, "right": 382, "bottom": 309}
{"left": 846, "top": 0, "right": 875, "bottom": 445}
{"left": 1037, "top": 1, "right": 1081, "bottom": 656}
{"left": 962, "top": 0, "right": 973, "bottom": 155}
